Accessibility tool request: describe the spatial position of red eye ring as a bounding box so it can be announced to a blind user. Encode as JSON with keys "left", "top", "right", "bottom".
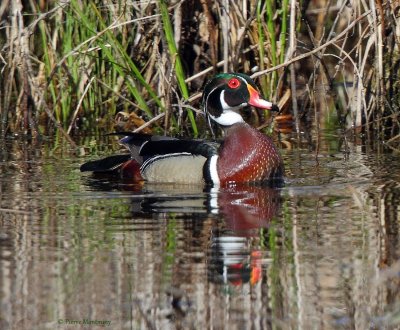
{"left": 227, "top": 78, "right": 241, "bottom": 89}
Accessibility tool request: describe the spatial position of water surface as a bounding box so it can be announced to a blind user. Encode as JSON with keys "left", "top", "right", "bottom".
{"left": 1, "top": 133, "right": 400, "bottom": 329}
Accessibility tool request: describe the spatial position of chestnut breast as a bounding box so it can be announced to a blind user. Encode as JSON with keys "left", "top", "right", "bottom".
{"left": 217, "top": 123, "right": 283, "bottom": 184}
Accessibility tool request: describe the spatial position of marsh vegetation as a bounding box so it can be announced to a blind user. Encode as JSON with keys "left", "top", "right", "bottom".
{"left": 2, "top": 2, "right": 400, "bottom": 328}
{"left": 0, "top": 0, "right": 399, "bottom": 146}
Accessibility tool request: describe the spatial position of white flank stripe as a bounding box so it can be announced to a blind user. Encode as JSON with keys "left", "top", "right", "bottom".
{"left": 209, "top": 155, "right": 220, "bottom": 186}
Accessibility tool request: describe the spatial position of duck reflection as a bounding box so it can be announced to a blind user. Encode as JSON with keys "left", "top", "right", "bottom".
{"left": 132, "top": 183, "right": 281, "bottom": 286}
{"left": 211, "top": 185, "right": 281, "bottom": 232}
{"left": 207, "top": 185, "right": 280, "bottom": 286}
{"left": 81, "top": 176, "right": 281, "bottom": 286}
{"left": 208, "top": 235, "right": 264, "bottom": 286}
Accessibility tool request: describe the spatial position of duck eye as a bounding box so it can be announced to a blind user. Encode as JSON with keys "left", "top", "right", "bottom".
{"left": 227, "top": 78, "right": 240, "bottom": 89}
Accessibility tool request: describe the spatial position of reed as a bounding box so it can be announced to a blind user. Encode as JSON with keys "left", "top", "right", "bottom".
{"left": 0, "top": 0, "right": 398, "bottom": 145}
{"left": 158, "top": 0, "right": 197, "bottom": 135}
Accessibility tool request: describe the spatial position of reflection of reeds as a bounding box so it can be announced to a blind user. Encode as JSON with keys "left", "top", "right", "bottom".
{"left": 0, "top": 1, "right": 399, "bottom": 144}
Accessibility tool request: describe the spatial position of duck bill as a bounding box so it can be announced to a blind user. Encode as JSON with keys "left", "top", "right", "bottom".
{"left": 247, "top": 84, "right": 274, "bottom": 110}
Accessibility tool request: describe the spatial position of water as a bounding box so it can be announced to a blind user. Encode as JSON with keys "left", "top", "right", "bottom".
{"left": 1, "top": 133, "right": 400, "bottom": 329}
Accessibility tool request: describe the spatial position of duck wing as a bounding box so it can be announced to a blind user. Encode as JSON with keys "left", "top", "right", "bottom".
{"left": 80, "top": 154, "right": 131, "bottom": 172}
{"left": 139, "top": 139, "right": 219, "bottom": 158}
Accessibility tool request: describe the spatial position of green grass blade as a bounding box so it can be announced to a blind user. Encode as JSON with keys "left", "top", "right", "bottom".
{"left": 280, "top": 0, "right": 289, "bottom": 64}
{"left": 71, "top": 0, "right": 161, "bottom": 118}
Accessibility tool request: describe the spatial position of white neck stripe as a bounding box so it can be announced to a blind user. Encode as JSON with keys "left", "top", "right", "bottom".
{"left": 204, "top": 85, "right": 221, "bottom": 115}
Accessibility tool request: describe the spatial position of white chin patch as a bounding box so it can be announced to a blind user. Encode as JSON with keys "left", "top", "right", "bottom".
{"left": 209, "top": 91, "right": 245, "bottom": 126}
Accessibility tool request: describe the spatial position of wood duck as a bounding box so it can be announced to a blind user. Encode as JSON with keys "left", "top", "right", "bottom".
{"left": 80, "top": 73, "right": 284, "bottom": 186}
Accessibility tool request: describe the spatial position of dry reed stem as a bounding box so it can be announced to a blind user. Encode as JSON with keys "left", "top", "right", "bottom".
{"left": 251, "top": 11, "right": 371, "bottom": 78}
{"left": 288, "top": 0, "right": 299, "bottom": 133}
{"left": 1, "top": 1, "right": 398, "bottom": 141}
{"left": 67, "top": 76, "right": 95, "bottom": 134}
{"left": 133, "top": 113, "right": 165, "bottom": 133}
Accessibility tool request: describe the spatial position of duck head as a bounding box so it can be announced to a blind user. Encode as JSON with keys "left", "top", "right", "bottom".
{"left": 202, "top": 73, "right": 276, "bottom": 127}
